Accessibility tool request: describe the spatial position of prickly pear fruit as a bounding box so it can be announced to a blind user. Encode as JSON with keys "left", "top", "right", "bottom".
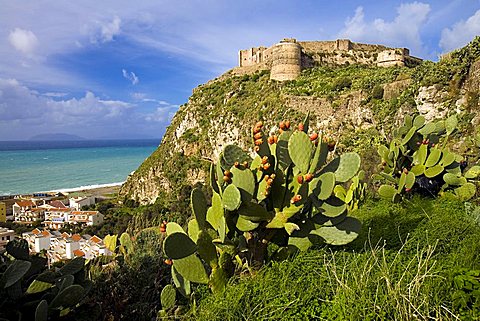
{"left": 285, "top": 121, "right": 290, "bottom": 129}
{"left": 304, "top": 173, "right": 313, "bottom": 182}
{"left": 164, "top": 259, "right": 172, "bottom": 265}
{"left": 297, "top": 175, "right": 304, "bottom": 184}
{"left": 290, "top": 194, "right": 302, "bottom": 204}
{"left": 310, "top": 133, "right": 318, "bottom": 141}
{"left": 298, "top": 123, "right": 304, "bottom": 131}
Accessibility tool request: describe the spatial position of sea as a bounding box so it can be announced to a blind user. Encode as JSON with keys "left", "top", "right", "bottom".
{"left": 0, "top": 139, "right": 160, "bottom": 196}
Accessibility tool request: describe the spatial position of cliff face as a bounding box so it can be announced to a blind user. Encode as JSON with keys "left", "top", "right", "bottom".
{"left": 120, "top": 39, "right": 480, "bottom": 205}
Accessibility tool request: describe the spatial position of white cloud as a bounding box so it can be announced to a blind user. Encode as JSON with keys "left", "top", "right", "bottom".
{"left": 145, "top": 105, "right": 178, "bottom": 123}
{"left": 338, "top": 2, "right": 431, "bottom": 55}
{"left": 100, "top": 16, "right": 121, "bottom": 42}
{"left": 0, "top": 78, "right": 176, "bottom": 139}
{"left": 43, "top": 92, "right": 68, "bottom": 98}
{"left": 122, "top": 69, "right": 139, "bottom": 85}
{"left": 8, "top": 28, "right": 38, "bottom": 54}
{"left": 440, "top": 9, "right": 480, "bottom": 52}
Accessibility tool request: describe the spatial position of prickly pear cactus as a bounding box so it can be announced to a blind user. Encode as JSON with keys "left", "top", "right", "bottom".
{"left": 163, "top": 115, "right": 364, "bottom": 294}
{"left": 375, "top": 114, "right": 479, "bottom": 201}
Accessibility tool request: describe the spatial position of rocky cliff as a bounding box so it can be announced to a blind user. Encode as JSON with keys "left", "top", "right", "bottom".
{"left": 120, "top": 38, "right": 480, "bottom": 206}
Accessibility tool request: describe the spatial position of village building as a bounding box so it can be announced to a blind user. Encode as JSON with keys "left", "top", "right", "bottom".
{"left": 22, "top": 228, "right": 111, "bottom": 263}
{"left": 69, "top": 196, "right": 96, "bottom": 211}
{"left": 0, "top": 202, "right": 6, "bottom": 223}
{"left": 0, "top": 227, "right": 15, "bottom": 251}
{"left": 43, "top": 209, "right": 103, "bottom": 229}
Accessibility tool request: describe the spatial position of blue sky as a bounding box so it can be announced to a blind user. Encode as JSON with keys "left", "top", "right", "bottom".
{"left": 0, "top": 0, "right": 479, "bottom": 140}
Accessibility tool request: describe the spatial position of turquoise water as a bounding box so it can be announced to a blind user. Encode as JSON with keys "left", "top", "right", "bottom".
{"left": 0, "top": 140, "right": 159, "bottom": 195}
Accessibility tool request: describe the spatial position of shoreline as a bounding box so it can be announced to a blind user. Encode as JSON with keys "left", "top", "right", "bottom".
{"left": 0, "top": 182, "right": 123, "bottom": 200}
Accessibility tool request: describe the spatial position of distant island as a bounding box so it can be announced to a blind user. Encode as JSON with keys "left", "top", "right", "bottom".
{"left": 29, "top": 133, "right": 86, "bottom": 141}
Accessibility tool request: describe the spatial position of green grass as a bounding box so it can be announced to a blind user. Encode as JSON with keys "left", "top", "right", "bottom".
{"left": 188, "top": 196, "right": 480, "bottom": 320}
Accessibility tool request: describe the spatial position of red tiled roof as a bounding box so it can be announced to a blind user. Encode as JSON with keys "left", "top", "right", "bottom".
{"left": 61, "top": 232, "right": 70, "bottom": 238}
{"left": 41, "top": 230, "right": 51, "bottom": 237}
{"left": 72, "top": 234, "right": 82, "bottom": 242}
{"left": 49, "top": 200, "right": 67, "bottom": 208}
{"left": 90, "top": 235, "right": 102, "bottom": 244}
{"left": 15, "top": 200, "right": 35, "bottom": 207}
{"left": 32, "top": 228, "right": 41, "bottom": 235}
{"left": 71, "top": 211, "right": 99, "bottom": 215}
{"left": 49, "top": 208, "right": 71, "bottom": 212}
{"left": 73, "top": 249, "right": 85, "bottom": 257}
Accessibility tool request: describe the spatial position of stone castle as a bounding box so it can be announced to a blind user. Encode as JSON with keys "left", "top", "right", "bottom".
{"left": 236, "top": 38, "right": 422, "bottom": 81}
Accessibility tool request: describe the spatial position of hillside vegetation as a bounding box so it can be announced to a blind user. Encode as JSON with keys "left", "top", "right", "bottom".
{"left": 3, "top": 39, "right": 479, "bottom": 321}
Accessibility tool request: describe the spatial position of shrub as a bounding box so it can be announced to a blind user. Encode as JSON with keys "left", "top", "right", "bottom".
{"left": 372, "top": 84, "right": 384, "bottom": 99}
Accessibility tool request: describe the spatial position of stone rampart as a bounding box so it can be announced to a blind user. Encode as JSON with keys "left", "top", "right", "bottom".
{"left": 237, "top": 38, "right": 422, "bottom": 81}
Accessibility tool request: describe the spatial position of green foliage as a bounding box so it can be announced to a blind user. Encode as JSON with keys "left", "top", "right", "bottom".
{"left": 162, "top": 115, "right": 365, "bottom": 300}
{"left": 371, "top": 84, "right": 384, "bottom": 99}
{"left": 0, "top": 245, "right": 89, "bottom": 321}
{"left": 190, "top": 196, "right": 480, "bottom": 320}
{"left": 375, "top": 114, "right": 479, "bottom": 201}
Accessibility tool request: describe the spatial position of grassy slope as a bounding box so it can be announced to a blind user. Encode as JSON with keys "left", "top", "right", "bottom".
{"left": 191, "top": 196, "right": 480, "bottom": 320}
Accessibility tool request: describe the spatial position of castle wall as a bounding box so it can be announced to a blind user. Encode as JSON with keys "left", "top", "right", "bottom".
{"left": 270, "top": 41, "right": 302, "bottom": 81}
{"left": 466, "top": 58, "right": 480, "bottom": 92}
{"left": 376, "top": 49, "right": 407, "bottom": 67}
{"left": 237, "top": 39, "right": 422, "bottom": 81}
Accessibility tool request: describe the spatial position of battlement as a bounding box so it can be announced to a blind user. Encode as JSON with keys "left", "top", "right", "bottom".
{"left": 236, "top": 38, "right": 422, "bottom": 81}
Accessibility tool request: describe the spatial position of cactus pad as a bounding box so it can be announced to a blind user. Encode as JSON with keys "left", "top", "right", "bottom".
{"left": 35, "top": 300, "right": 48, "bottom": 321}
{"left": 332, "top": 153, "right": 361, "bottom": 183}
{"left": 209, "top": 267, "right": 227, "bottom": 294}
{"left": 378, "top": 185, "right": 397, "bottom": 199}
{"left": 163, "top": 233, "right": 197, "bottom": 260}
{"left": 465, "top": 166, "right": 480, "bottom": 179}
{"left": 443, "top": 173, "right": 466, "bottom": 186}
{"left": 231, "top": 167, "right": 256, "bottom": 201}
{"left": 424, "top": 164, "right": 444, "bottom": 178}
{"left": 236, "top": 215, "right": 260, "bottom": 231}
{"left": 222, "top": 145, "right": 252, "bottom": 169}
{"left": 276, "top": 131, "right": 293, "bottom": 171}
{"left": 173, "top": 254, "right": 209, "bottom": 284}
{"left": 455, "top": 183, "right": 476, "bottom": 201}
{"left": 197, "top": 231, "right": 218, "bottom": 267}
{"left": 311, "top": 172, "right": 335, "bottom": 200}
{"left": 187, "top": 219, "right": 201, "bottom": 243}
{"left": 49, "top": 284, "right": 85, "bottom": 309}
{"left": 161, "top": 285, "right": 176, "bottom": 310}
{"left": 310, "top": 217, "right": 361, "bottom": 245}
{"left": 191, "top": 188, "right": 208, "bottom": 230}
{"left": 238, "top": 201, "right": 273, "bottom": 222}
{"left": 172, "top": 266, "right": 191, "bottom": 297}
{"left": 2, "top": 259, "right": 31, "bottom": 288}
{"left": 445, "top": 115, "right": 458, "bottom": 135}
{"left": 288, "top": 131, "right": 313, "bottom": 173}
{"left": 320, "top": 196, "right": 347, "bottom": 218}
{"left": 222, "top": 184, "right": 242, "bottom": 211}
{"left": 166, "top": 222, "right": 186, "bottom": 235}
{"left": 206, "top": 192, "right": 224, "bottom": 231}
{"left": 119, "top": 233, "right": 134, "bottom": 254}
{"left": 425, "top": 148, "right": 441, "bottom": 167}
{"left": 413, "top": 115, "right": 425, "bottom": 128}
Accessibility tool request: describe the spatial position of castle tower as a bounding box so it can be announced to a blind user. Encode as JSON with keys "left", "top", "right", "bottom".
{"left": 270, "top": 39, "right": 302, "bottom": 81}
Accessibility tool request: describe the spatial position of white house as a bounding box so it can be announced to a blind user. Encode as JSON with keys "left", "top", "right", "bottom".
{"left": 0, "top": 227, "right": 15, "bottom": 251}
{"left": 23, "top": 229, "right": 109, "bottom": 263}
{"left": 43, "top": 209, "right": 103, "bottom": 229}
{"left": 69, "top": 196, "right": 95, "bottom": 211}
{"left": 68, "top": 211, "right": 104, "bottom": 226}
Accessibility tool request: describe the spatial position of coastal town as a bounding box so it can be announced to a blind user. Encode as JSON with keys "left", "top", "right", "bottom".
{"left": 0, "top": 191, "right": 112, "bottom": 263}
